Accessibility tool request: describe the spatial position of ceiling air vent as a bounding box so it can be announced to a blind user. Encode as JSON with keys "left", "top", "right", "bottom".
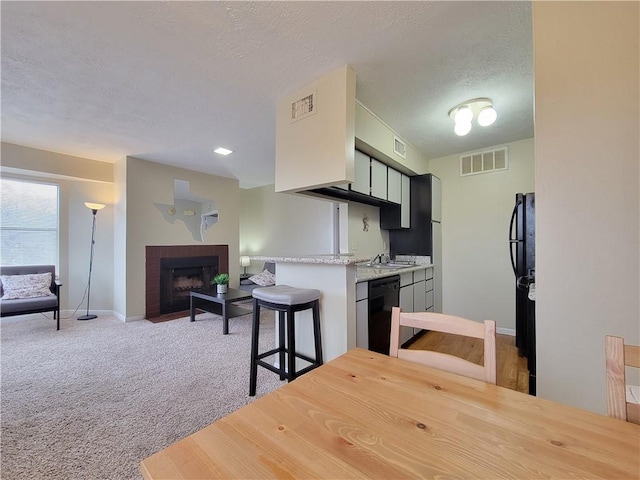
{"left": 460, "top": 146, "right": 508, "bottom": 177}
{"left": 394, "top": 136, "right": 406, "bottom": 159}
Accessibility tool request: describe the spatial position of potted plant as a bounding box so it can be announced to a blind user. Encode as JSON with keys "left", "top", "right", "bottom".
{"left": 212, "top": 273, "right": 229, "bottom": 294}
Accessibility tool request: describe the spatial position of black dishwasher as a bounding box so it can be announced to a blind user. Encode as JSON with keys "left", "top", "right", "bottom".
{"left": 368, "top": 275, "right": 400, "bottom": 355}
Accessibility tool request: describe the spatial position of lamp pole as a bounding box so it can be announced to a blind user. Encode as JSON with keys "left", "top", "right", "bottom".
{"left": 78, "top": 203, "right": 104, "bottom": 321}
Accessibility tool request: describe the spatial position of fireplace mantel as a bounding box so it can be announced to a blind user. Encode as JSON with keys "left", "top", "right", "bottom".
{"left": 146, "top": 245, "right": 229, "bottom": 319}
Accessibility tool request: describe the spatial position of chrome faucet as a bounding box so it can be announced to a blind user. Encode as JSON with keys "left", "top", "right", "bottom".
{"left": 369, "top": 253, "right": 383, "bottom": 265}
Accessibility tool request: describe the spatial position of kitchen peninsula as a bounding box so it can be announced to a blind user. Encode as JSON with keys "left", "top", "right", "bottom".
{"left": 251, "top": 254, "right": 434, "bottom": 363}
{"left": 252, "top": 254, "right": 368, "bottom": 363}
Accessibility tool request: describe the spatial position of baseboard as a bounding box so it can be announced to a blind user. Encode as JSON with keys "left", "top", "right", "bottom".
{"left": 497, "top": 327, "right": 515, "bottom": 336}
{"left": 61, "top": 309, "right": 114, "bottom": 318}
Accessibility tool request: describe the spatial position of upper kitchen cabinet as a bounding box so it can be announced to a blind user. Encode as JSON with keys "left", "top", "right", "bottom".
{"left": 351, "top": 150, "right": 370, "bottom": 195}
{"left": 370, "top": 159, "right": 388, "bottom": 200}
{"left": 387, "top": 168, "right": 402, "bottom": 204}
{"left": 401, "top": 174, "right": 411, "bottom": 228}
{"left": 275, "top": 65, "right": 356, "bottom": 193}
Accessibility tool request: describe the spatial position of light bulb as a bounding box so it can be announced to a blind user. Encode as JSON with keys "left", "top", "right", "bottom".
{"left": 477, "top": 106, "right": 497, "bottom": 126}
{"left": 454, "top": 121, "right": 472, "bottom": 136}
{"left": 454, "top": 106, "right": 473, "bottom": 125}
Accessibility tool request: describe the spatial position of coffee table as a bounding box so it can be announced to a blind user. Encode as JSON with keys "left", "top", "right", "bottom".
{"left": 190, "top": 288, "right": 253, "bottom": 334}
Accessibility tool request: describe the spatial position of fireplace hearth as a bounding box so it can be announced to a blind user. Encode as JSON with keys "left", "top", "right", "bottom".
{"left": 146, "top": 245, "right": 229, "bottom": 319}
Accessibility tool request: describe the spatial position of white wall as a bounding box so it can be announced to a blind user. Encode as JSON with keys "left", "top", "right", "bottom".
{"left": 0, "top": 143, "right": 114, "bottom": 314}
{"left": 239, "top": 185, "right": 334, "bottom": 272}
{"left": 122, "top": 157, "right": 240, "bottom": 319}
{"left": 533, "top": 2, "right": 639, "bottom": 414}
{"left": 428, "top": 138, "right": 534, "bottom": 330}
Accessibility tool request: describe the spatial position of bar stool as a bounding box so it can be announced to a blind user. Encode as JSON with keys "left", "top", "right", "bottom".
{"left": 249, "top": 285, "right": 323, "bottom": 396}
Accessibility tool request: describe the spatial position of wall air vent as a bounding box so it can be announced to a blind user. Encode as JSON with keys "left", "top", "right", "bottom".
{"left": 460, "top": 146, "right": 508, "bottom": 177}
{"left": 290, "top": 90, "right": 316, "bottom": 123}
{"left": 394, "top": 136, "right": 406, "bottom": 159}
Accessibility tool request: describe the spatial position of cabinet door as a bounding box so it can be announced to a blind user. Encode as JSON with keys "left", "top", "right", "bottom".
{"left": 352, "top": 150, "right": 370, "bottom": 195}
{"left": 387, "top": 168, "right": 402, "bottom": 204}
{"left": 413, "top": 280, "right": 426, "bottom": 312}
{"left": 400, "top": 284, "right": 414, "bottom": 312}
{"left": 425, "top": 290, "right": 434, "bottom": 311}
{"left": 399, "top": 285, "right": 414, "bottom": 344}
{"left": 401, "top": 174, "right": 410, "bottom": 228}
{"left": 370, "top": 159, "right": 387, "bottom": 200}
{"left": 356, "top": 299, "right": 369, "bottom": 349}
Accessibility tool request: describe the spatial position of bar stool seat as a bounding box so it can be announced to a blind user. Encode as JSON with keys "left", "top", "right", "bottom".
{"left": 250, "top": 285, "right": 323, "bottom": 396}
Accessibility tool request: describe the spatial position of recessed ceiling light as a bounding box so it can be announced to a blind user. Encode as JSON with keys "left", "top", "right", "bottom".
{"left": 214, "top": 147, "right": 233, "bottom": 156}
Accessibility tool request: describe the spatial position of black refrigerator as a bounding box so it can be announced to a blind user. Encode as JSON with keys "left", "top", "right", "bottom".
{"left": 509, "top": 193, "right": 536, "bottom": 395}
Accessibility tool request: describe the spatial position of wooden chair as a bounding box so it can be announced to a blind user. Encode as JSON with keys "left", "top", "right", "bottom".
{"left": 389, "top": 307, "right": 497, "bottom": 384}
{"left": 605, "top": 335, "right": 640, "bottom": 424}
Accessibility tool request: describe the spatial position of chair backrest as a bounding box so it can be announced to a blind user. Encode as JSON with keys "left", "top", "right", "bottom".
{"left": 390, "top": 307, "right": 497, "bottom": 384}
{"left": 605, "top": 335, "right": 640, "bottom": 424}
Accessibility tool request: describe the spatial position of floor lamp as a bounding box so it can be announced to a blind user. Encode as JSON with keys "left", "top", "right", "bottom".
{"left": 78, "top": 202, "right": 105, "bottom": 321}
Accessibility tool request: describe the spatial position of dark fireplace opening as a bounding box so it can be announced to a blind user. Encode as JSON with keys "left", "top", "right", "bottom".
{"left": 160, "top": 256, "right": 218, "bottom": 314}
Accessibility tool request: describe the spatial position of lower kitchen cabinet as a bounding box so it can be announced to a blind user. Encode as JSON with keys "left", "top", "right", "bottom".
{"left": 355, "top": 281, "right": 368, "bottom": 349}
{"left": 399, "top": 274, "right": 414, "bottom": 344}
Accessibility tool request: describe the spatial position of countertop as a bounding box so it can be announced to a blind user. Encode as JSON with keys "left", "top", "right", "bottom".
{"left": 251, "top": 254, "right": 370, "bottom": 265}
{"left": 250, "top": 254, "right": 433, "bottom": 283}
{"left": 356, "top": 263, "right": 434, "bottom": 283}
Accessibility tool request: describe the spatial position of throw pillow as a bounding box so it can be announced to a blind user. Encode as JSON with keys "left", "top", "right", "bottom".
{"left": 0, "top": 272, "right": 54, "bottom": 300}
{"left": 248, "top": 269, "right": 276, "bottom": 287}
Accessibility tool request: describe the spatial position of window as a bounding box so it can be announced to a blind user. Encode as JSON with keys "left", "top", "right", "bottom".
{"left": 0, "top": 178, "right": 59, "bottom": 268}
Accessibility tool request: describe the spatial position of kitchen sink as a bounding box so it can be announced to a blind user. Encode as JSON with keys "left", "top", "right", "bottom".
{"left": 357, "top": 262, "right": 415, "bottom": 269}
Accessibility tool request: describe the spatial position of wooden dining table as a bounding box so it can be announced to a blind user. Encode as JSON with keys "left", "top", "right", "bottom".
{"left": 140, "top": 348, "right": 639, "bottom": 479}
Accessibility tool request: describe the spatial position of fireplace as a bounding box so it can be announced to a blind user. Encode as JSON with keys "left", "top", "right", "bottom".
{"left": 146, "top": 245, "right": 229, "bottom": 319}
{"left": 159, "top": 256, "right": 218, "bottom": 314}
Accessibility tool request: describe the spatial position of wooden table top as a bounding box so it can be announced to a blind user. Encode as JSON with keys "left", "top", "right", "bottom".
{"left": 140, "top": 348, "right": 640, "bottom": 479}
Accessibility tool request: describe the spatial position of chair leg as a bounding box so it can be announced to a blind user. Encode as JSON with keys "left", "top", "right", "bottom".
{"left": 56, "top": 306, "right": 60, "bottom": 331}
{"left": 312, "top": 300, "right": 323, "bottom": 366}
{"left": 249, "top": 300, "right": 261, "bottom": 396}
{"left": 278, "top": 310, "right": 286, "bottom": 380}
{"left": 287, "top": 306, "right": 296, "bottom": 381}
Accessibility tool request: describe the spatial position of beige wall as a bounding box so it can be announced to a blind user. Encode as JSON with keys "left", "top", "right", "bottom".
{"left": 428, "top": 138, "right": 535, "bottom": 331}
{"left": 275, "top": 65, "right": 356, "bottom": 193}
{"left": 533, "top": 2, "right": 639, "bottom": 413}
{"left": 0, "top": 143, "right": 115, "bottom": 313}
{"left": 345, "top": 201, "right": 388, "bottom": 259}
{"left": 121, "top": 157, "right": 240, "bottom": 319}
{"left": 239, "top": 185, "right": 335, "bottom": 271}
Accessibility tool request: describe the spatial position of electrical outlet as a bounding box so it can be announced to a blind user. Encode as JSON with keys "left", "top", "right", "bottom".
{"left": 351, "top": 242, "right": 358, "bottom": 252}
{"left": 383, "top": 241, "right": 387, "bottom": 251}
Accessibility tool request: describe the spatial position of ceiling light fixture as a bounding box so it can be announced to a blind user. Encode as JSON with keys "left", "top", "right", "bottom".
{"left": 448, "top": 98, "right": 497, "bottom": 136}
{"left": 214, "top": 147, "right": 233, "bottom": 156}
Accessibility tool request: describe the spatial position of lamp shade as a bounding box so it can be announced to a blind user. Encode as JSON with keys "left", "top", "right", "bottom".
{"left": 453, "top": 105, "right": 473, "bottom": 125}
{"left": 477, "top": 106, "right": 497, "bottom": 126}
{"left": 240, "top": 256, "right": 251, "bottom": 267}
{"left": 84, "top": 202, "right": 105, "bottom": 211}
{"left": 454, "top": 121, "right": 472, "bottom": 136}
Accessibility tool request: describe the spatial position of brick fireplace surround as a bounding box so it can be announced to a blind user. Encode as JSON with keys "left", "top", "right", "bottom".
{"left": 145, "top": 245, "right": 229, "bottom": 319}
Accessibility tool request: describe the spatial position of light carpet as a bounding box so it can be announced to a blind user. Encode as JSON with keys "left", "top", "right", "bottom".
{"left": 1, "top": 308, "right": 282, "bottom": 480}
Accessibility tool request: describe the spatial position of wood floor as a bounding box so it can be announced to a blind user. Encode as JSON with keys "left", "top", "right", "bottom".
{"left": 408, "top": 331, "right": 529, "bottom": 393}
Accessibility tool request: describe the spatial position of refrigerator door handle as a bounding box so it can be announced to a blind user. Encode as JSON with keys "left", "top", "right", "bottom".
{"left": 509, "top": 202, "right": 519, "bottom": 276}
{"left": 509, "top": 202, "right": 518, "bottom": 241}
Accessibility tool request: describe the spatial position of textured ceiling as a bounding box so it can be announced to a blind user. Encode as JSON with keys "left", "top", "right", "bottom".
{"left": 1, "top": 1, "right": 533, "bottom": 188}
